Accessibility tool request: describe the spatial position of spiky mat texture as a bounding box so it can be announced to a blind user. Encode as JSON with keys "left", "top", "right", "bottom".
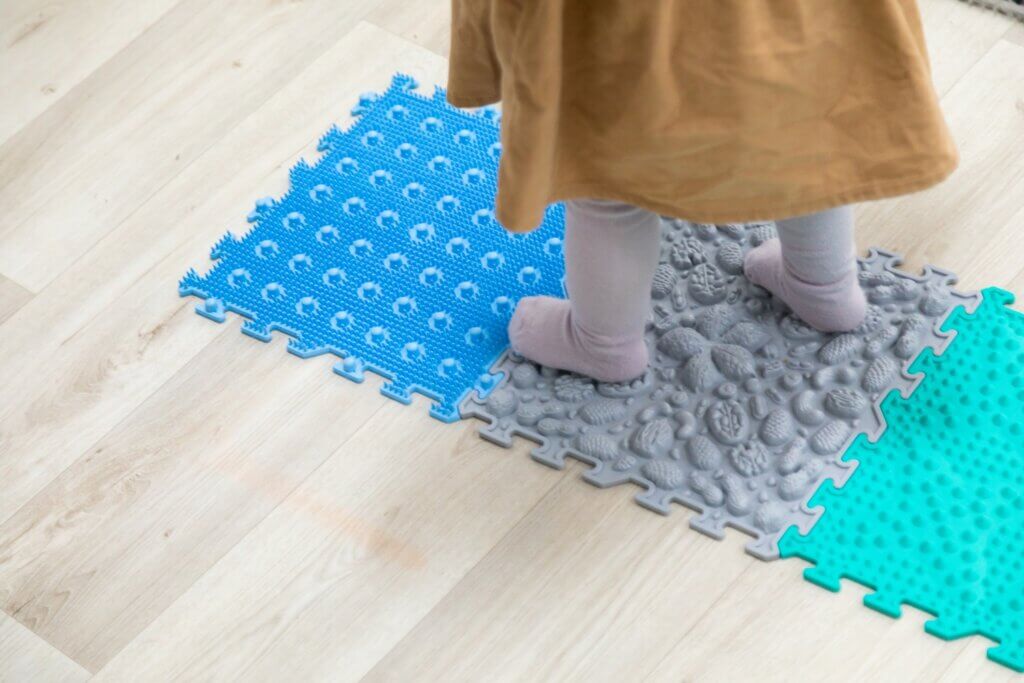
{"left": 180, "top": 75, "right": 564, "bottom": 421}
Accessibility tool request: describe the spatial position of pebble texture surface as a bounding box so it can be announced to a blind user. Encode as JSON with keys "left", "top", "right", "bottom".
{"left": 462, "top": 220, "right": 979, "bottom": 559}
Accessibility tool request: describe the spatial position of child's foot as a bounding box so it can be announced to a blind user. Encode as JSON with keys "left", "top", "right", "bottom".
{"left": 744, "top": 238, "right": 867, "bottom": 332}
{"left": 508, "top": 296, "right": 648, "bottom": 383}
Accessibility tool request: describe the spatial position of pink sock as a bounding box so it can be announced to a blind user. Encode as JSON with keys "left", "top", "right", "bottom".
{"left": 508, "top": 198, "right": 662, "bottom": 382}
{"left": 744, "top": 206, "right": 867, "bottom": 332}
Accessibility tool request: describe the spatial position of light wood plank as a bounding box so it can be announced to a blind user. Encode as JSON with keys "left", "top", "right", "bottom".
{"left": 91, "top": 408, "right": 562, "bottom": 682}
{"left": 644, "top": 559, "right": 969, "bottom": 682}
{"left": 0, "top": 0, "right": 179, "bottom": 146}
{"left": 0, "top": 21, "right": 447, "bottom": 524}
{"left": 967, "top": 200, "right": 1024, "bottom": 308}
{"left": 0, "top": 253, "right": 223, "bottom": 524}
{"left": 366, "top": 477, "right": 753, "bottom": 682}
{"left": 940, "top": 637, "right": 1024, "bottom": 682}
{"left": 1008, "top": 260, "right": 1024, "bottom": 299}
{"left": 856, "top": 39, "right": 1024, "bottom": 291}
{"left": 0, "top": 328, "right": 384, "bottom": 672}
{"left": 918, "top": 0, "right": 1016, "bottom": 95}
{"left": 0, "top": 22, "right": 456, "bottom": 674}
{"left": 367, "top": 0, "right": 451, "bottom": 57}
{"left": 0, "top": 611, "right": 89, "bottom": 683}
{"left": 0, "top": 273, "right": 32, "bottom": 326}
{"left": 1005, "top": 18, "right": 1024, "bottom": 47}
{"left": 0, "top": 0, "right": 377, "bottom": 292}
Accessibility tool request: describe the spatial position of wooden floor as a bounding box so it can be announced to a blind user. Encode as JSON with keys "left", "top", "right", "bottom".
{"left": 1, "top": 1, "right": 1022, "bottom": 680}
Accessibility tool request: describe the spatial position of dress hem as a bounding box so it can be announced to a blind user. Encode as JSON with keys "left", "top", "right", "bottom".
{"left": 497, "top": 157, "right": 959, "bottom": 232}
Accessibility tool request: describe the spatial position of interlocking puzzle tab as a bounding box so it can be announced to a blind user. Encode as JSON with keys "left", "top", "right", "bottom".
{"left": 180, "top": 74, "right": 566, "bottom": 421}
{"left": 780, "top": 287, "right": 1024, "bottom": 673}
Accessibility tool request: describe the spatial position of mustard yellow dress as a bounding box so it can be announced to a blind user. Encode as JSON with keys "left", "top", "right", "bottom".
{"left": 448, "top": 0, "right": 958, "bottom": 232}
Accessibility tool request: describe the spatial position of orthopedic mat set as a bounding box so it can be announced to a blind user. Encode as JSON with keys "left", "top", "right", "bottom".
{"left": 180, "top": 75, "right": 1024, "bottom": 672}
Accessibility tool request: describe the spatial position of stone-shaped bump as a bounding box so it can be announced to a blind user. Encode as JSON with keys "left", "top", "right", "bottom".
{"left": 706, "top": 399, "right": 750, "bottom": 445}
{"left": 630, "top": 419, "right": 674, "bottom": 458}
{"left": 576, "top": 433, "right": 620, "bottom": 462}
{"left": 759, "top": 408, "right": 796, "bottom": 446}
{"left": 716, "top": 240, "right": 745, "bottom": 274}
{"left": 681, "top": 350, "right": 722, "bottom": 392}
{"left": 809, "top": 420, "right": 851, "bottom": 455}
{"left": 651, "top": 263, "right": 678, "bottom": 299}
{"left": 690, "top": 471, "right": 724, "bottom": 506}
{"left": 687, "top": 435, "right": 722, "bottom": 470}
{"left": 641, "top": 461, "right": 686, "bottom": 489}
{"left": 728, "top": 442, "right": 770, "bottom": 476}
{"left": 818, "top": 333, "right": 861, "bottom": 365}
{"left": 720, "top": 321, "right": 771, "bottom": 351}
{"left": 578, "top": 399, "right": 627, "bottom": 425}
{"left": 862, "top": 355, "right": 897, "bottom": 393}
{"left": 823, "top": 388, "right": 868, "bottom": 418}
{"left": 688, "top": 263, "right": 728, "bottom": 305}
{"left": 710, "top": 344, "right": 757, "bottom": 380}
{"left": 657, "top": 327, "right": 706, "bottom": 361}
{"left": 670, "top": 238, "right": 706, "bottom": 271}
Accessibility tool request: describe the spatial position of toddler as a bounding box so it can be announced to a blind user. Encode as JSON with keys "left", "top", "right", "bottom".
{"left": 448, "top": 1, "right": 957, "bottom": 382}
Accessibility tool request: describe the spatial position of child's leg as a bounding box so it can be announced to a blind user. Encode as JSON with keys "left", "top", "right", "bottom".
{"left": 743, "top": 206, "right": 867, "bottom": 331}
{"left": 509, "top": 198, "right": 662, "bottom": 382}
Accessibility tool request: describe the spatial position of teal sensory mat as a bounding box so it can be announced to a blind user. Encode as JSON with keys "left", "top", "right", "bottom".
{"left": 781, "top": 287, "right": 1024, "bottom": 672}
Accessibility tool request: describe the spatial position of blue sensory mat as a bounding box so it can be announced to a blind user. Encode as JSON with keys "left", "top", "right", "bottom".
{"left": 780, "top": 287, "right": 1024, "bottom": 672}
{"left": 179, "top": 74, "right": 565, "bottom": 421}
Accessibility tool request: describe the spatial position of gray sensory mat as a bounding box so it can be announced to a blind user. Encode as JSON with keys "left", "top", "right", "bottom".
{"left": 460, "top": 220, "right": 980, "bottom": 559}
